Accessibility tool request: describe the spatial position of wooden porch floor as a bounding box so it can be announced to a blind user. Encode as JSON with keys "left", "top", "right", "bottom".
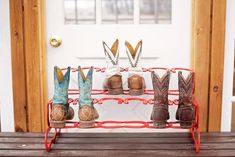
{"left": 0, "top": 132, "right": 234, "bottom": 156}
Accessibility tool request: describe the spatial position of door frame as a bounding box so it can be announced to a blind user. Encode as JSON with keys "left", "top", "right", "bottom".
{"left": 9, "top": 0, "right": 47, "bottom": 132}
{"left": 9, "top": 0, "right": 226, "bottom": 132}
{"left": 191, "top": 0, "right": 226, "bottom": 132}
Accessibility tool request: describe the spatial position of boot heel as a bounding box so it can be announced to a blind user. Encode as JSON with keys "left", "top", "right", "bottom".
{"left": 79, "top": 120, "right": 96, "bottom": 128}
{"left": 49, "top": 121, "right": 65, "bottom": 128}
{"left": 128, "top": 74, "right": 145, "bottom": 95}
{"left": 153, "top": 121, "right": 167, "bottom": 128}
{"left": 180, "top": 121, "right": 193, "bottom": 129}
{"left": 108, "top": 87, "right": 123, "bottom": 95}
{"left": 106, "top": 75, "right": 123, "bottom": 95}
{"left": 129, "top": 88, "right": 144, "bottom": 96}
{"left": 178, "top": 106, "right": 195, "bottom": 128}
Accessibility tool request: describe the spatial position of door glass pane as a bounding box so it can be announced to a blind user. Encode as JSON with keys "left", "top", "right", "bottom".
{"left": 64, "top": 0, "right": 96, "bottom": 24}
{"left": 64, "top": 0, "right": 76, "bottom": 24}
{"left": 102, "top": 0, "right": 134, "bottom": 24}
{"left": 77, "top": 0, "right": 96, "bottom": 24}
{"left": 140, "top": 0, "right": 172, "bottom": 24}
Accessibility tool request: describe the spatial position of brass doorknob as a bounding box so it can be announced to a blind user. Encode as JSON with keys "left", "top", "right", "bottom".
{"left": 49, "top": 36, "right": 62, "bottom": 48}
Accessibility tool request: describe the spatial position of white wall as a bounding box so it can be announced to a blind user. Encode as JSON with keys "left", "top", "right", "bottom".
{"left": 221, "top": 0, "right": 235, "bottom": 131}
{"left": 0, "top": 0, "right": 15, "bottom": 132}
{"left": 221, "top": 0, "right": 235, "bottom": 132}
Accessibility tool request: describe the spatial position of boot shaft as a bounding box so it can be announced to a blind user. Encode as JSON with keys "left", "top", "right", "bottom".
{"left": 178, "top": 71, "right": 194, "bottom": 105}
{"left": 176, "top": 71, "right": 195, "bottom": 127}
{"left": 151, "top": 71, "right": 170, "bottom": 105}
{"left": 51, "top": 66, "right": 74, "bottom": 127}
{"left": 103, "top": 39, "right": 121, "bottom": 78}
{"left": 125, "top": 40, "right": 143, "bottom": 77}
{"left": 52, "top": 66, "right": 70, "bottom": 105}
{"left": 103, "top": 39, "right": 119, "bottom": 65}
{"left": 125, "top": 40, "right": 142, "bottom": 68}
{"left": 78, "top": 66, "right": 93, "bottom": 107}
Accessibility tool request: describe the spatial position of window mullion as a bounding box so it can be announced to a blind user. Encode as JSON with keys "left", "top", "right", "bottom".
{"left": 96, "top": 0, "right": 101, "bottom": 24}
{"left": 115, "top": 0, "right": 118, "bottom": 24}
{"left": 75, "top": 0, "right": 78, "bottom": 24}
{"left": 134, "top": 0, "right": 139, "bottom": 24}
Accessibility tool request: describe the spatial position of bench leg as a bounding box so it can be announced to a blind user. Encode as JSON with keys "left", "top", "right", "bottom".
{"left": 45, "top": 127, "right": 61, "bottom": 152}
{"left": 191, "top": 99, "right": 200, "bottom": 153}
{"left": 190, "top": 127, "right": 200, "bottom": 153}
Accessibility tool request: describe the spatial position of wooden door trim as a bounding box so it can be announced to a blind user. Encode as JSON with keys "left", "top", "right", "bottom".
{"left": 191, "top": 0, "right": 212, "bottom": 132}
{"left": 38, "top": 0, "right": 48, "bottom": 132}
{"left": 192, "top": 0, "right": 226, "bottom": 132}
{"left": 208, "top": 0, "right": 226, "bottom": 132}
{"left": 10, "top": 0, "right": 47, "bottom": 132}
{"left": 10, "top": 0, "right": 225, "bottom": 132}
{"left": 9, "top": 0, "right": 28, "bottom": 132}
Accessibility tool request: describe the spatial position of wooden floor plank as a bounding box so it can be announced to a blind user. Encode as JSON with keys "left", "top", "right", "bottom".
{"left": 0, "top": 143, "right": 195, "bottom": 150}
{"left": 0, "top": 136, "right": 234, "bottom": 144}
{"left": 0, "top": 132, "right": 234, "bottom": 156}
{"left": 0, "top": 137, "right": 193, "bottom": 144}
{"left": 0, "top": 150, "right": 235, "bottom": 157}
{"left": 0, "top": 143, "right": 234, "bottom": 151}
{"left": 1, "top": 132, "right": 235, "bottom": 138}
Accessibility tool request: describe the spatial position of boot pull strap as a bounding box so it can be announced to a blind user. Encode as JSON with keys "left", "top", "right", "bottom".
{"left": 78, "top": 66, "right": 94, "bottom": 85}
{"left": 111, "top": 39, "right": 119, "bottom": 56}
{"left": 178, "top": 71, "right": 194, "bottom": 88}
{"left": 78, "top": 66, "right": 86, "bottom": 81}
{"left": 102, "top": 39, "right": 119, "bottom": 65}
{"left": 63, "top": 67, "right": 71, "bottom": 89}
{"left": 178, "top": 71, "right": 194, "bottom": 97}
{"left": 54, "top": 66, "right": 71, "bottom": 89}
{"left": 151, "top": 71, "right": 170, "bottom": 89}
{"left": 53, "top": 66, "right": 70, "bottom": 104}
{"left": 125, "top": 40, "right": 142, "bottom": 68}
{"left": 55, "top": 66, "right": 64, "bottom": 82}
{"left": 86, "top": 66, "right": 94, "bottom": 84}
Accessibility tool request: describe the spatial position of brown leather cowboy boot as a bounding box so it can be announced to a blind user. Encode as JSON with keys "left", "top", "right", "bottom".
{"left": 151, "top": 71, "right": 170, "bottom": 128}
{"left": 176, "top": 71, "right": 195, "bottom": 128}
{"left": 103, "top": 39, "right": 123, "bottom": 95}
{"left": 125, "top": 40, "right": 145, "bottom": 95}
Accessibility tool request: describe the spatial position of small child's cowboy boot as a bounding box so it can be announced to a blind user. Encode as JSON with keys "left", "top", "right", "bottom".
{"left": 102, "top": 39, "right": 123, "bottom": 95}
{"left": 125, "top": 40, "right": 145, "bottom": 95}
{"left": 50, "top": 66, "right": 74, "bottom": 128}
{"left": 151, "top": 71, "right": 170, "bottom": 128}
{"left": 78, "top": 66, "right": 99, "bottom": 128}
{"left": 176, "top": 71, "right": 195, "bottom": 128}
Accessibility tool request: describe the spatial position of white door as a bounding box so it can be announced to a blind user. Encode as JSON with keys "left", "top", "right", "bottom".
{"left": 221, "top": 0, "right": 235, "bottom": 132}
{"left": 46, "top": 0, "right": 192, "bottom": 132}
{"left": 0, "top": 0, "right": 15, "bottom": 132}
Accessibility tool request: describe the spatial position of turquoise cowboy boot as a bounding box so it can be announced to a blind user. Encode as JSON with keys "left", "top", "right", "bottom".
{"left": 78, "top": 66, "right": 99, "bottom": 128}
{"left": 50, "top": 66, "right": 74, "bottom": 128}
